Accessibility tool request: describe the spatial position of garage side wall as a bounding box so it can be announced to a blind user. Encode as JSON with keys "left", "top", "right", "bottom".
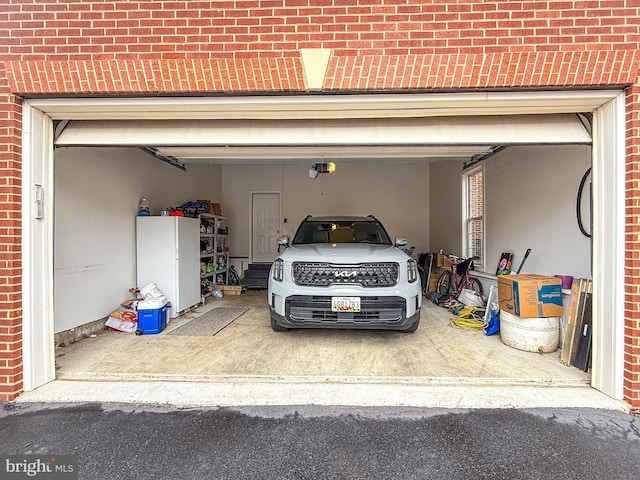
{"left": 429, "top": 146, "right": 592, "bottom": 278}
{"left": 53, "top": 147, "right": 222, "bottom": 334}
{"left": 484, "top": 146, "right": 592, "bottom": 278}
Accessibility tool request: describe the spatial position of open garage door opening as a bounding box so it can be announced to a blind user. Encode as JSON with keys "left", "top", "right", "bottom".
{"left": 20, "top": 91, "right": 625, "bottom": 405}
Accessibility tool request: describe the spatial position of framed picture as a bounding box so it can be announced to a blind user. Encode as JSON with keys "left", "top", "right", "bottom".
{"left": 496, "top": 252, "right": 514, "bottom": 275}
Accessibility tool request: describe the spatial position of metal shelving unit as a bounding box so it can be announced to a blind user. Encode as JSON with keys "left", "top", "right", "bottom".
{"left": 199, "top": 213, "right": 229, "bottom": 302}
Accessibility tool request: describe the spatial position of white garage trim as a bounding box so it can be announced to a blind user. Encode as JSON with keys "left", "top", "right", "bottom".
{"left": 30, "top": 90, "right": 619, "bottom": 120}
{"left": 21, "top": 103, "right": 55, "bottom": 391}
{"left": 22, "top": 90, "right": 625, "bottom": 401}
{"left": 591, "top": 92, "right": 626, "bottom": 399}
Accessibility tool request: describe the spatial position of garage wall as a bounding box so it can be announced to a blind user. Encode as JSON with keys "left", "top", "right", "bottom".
{"left": 221, "top": 162, "right": 430, "bottom": 262}
{"left": 430, "top": 145, "right": 592, "bottom": 279}
{"left": 485, "top": 145, "right": 592, "bottom": 278}
{"left": 54, "top": 147, "right": 222, "bottom": 333}
{"left": 428, "top": 161, "right": 463, "bottom": 255}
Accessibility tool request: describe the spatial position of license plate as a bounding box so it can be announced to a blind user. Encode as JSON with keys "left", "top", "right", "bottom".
{"left": 331, "top": 296, "right": 361, "bottom": 312}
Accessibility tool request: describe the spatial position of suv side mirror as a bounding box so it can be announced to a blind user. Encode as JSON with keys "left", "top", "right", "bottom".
{"left": 394, "top": 237, "right": 408, "bottom": 247}
{"left": 277, "top": 236, "right": 290, "bottom": 248}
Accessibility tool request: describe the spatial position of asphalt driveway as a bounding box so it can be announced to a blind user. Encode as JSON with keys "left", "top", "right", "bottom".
{"left": 1, "top": 402, "right": 638, "bottom": 480}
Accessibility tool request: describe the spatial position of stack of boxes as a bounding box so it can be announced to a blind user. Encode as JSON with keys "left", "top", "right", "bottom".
{"left": 497, "top": 274, "right": 564, "bottom": 353}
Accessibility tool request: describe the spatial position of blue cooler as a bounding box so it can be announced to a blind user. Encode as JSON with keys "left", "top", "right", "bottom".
{"left": 135, "top": 297, "right": 168, "bottom": 335}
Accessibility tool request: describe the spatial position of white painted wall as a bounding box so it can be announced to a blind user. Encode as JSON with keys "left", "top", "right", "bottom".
{"left": 429, "top": 145, "right": 592, "bottom": 278}
{"left": 54, "top": 147, "right": 221, "bottom": 333}
{"left": 429, "top": 161, "right": 463, "bottom": 255}
{"left": 221, "top": 162, "right": 431, "bottom": 262}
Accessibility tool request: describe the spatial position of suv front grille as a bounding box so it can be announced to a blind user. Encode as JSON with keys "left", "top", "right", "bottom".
{"left": 292, "top": 262, "right": 399, "bottom": 287}
{"left": 285, "top": 295, "right": 406, "bottom": 325}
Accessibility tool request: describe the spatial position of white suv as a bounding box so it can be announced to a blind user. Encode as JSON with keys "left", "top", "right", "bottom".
{"left": 268, "top": 215, "right": 422, "bottom": 332}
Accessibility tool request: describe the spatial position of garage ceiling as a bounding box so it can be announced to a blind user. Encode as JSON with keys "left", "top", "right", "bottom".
{"left": 54, "top": 113, "right": 591, "bottom": 164}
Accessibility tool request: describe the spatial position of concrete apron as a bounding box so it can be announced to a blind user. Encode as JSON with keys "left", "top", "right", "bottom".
{"left": 18, "top": 291, "right": 627, "bottom": 411}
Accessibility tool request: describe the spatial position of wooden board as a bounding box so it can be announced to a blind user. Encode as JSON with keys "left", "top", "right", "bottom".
{"left": 573, "top": 292, "right": 593, "bottom": 371}
{"left": 218, "top": 284, "right": 247, "bottom": 295}
{"left": 561, "top": 278, "right": 587, "bottom": 365}
{"left": 569, "top": 280, "right": 591, "bottom": 366}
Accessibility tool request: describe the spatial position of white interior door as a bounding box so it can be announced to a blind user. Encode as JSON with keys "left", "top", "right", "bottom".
{"left": 252, "top": 192, "right": 281, "bottom": 263}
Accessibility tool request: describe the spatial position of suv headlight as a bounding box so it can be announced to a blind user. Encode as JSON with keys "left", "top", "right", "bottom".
{"left": 272, "top": 258, "right": 284, "bottom": 282}
{"left": 407, "top": 259, "right": 417, "bottom": 283}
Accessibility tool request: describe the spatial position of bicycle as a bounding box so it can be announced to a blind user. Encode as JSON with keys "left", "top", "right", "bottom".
{"left": 436, "top": 253, "right": 483, "bottom": 299}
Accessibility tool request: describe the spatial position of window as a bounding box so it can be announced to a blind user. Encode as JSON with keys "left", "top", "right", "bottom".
{"left": 462, "top": 165, "right": 484, "bottom": 269}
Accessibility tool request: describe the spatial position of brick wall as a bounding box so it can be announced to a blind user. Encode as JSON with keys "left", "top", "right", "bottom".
{"left": 625, "top": 84, "right": 640, "bottom": 407}
{"left": 0, "top": 92, "right": 23, "bottom": 401}
{"left": 0, "top": 1, "right": 639, "bottom": 405}
{"left": 1, "top": 1, "right": 638, "bottom": 60}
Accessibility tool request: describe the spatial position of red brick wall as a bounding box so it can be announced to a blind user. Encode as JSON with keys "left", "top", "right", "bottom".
{"left": 1, "top": 1, "right": 638, "bottom": 60}
{"left": 1, "top": 1, "right": 639, "bottom": 405}
{"left": 0, "top": 91, "right": 23, "bottom": 401}
{"left": 625, "top": 84, "right": 640, "bottom": 406}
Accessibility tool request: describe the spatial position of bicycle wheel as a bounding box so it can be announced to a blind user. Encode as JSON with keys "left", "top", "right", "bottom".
{"left": 464, "top": 277, "right": 484, "bottom": 296}
{"left": 436, "top": 271, "right": 453, "bottom": 295}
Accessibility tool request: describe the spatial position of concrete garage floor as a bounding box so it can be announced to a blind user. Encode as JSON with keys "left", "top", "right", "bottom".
{"left": 20, "top": 291, "right": 626, "bottom": 410}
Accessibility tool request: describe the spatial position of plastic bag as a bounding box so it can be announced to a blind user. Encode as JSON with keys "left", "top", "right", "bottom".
{"left": 483, "top": 284, "right": 500, "bottom": 336}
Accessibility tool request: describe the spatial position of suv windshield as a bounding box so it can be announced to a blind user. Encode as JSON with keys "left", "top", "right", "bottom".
{"left": 292, "top": 219, "right": 393, "bottom": 245}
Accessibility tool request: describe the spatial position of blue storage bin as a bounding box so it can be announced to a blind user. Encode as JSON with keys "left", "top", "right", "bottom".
{"left": 136, "top": 304, "right": 167, "bottom": 335}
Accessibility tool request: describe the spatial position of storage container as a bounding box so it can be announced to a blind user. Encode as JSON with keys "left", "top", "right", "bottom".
{"left": 137, "top": 297, "right": 168, "bottom": 310}
{"left": 136, "top": 303, "right": 168, "bottom": 335}
{"left": 500, "top": 310, "right": 560, "bottom": 353}
{"left": 497, "top": 274, "right": 563, "bottom": 318}
{"left": 140, "top": 282, "right": 165, "bottom": 299}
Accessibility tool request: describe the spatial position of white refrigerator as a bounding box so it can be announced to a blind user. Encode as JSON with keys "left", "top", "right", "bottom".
{"left": 136, "top": 216, "right": 200, "bottom": 318}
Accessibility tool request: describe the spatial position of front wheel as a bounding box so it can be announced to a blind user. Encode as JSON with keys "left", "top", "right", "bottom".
{"left": 437, "top": 271, "right": 453, "bottom": 295}
{"left": 464, "top": 277, "right": 484, "bottom": 296}
{"left": 270, "top": 312, "right": 289, "bottom": 332}
{"left": 400, "top": 313, "right": 420, "bottom": 333}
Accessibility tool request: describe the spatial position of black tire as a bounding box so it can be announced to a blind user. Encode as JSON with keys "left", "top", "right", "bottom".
{"left": 436, "top": 271, "right": 452, "bottom": 295}
{"left": 465, "top": 277, "right": 484, "bottom": 296}
{"left": 135, "top": 329, "right": 143, "bottom": 336}
{"left": 401, "top": 313, "right": 420, "bottom": 333}
{"left": 270, "top": 313, "right": 289, "bottom": 332}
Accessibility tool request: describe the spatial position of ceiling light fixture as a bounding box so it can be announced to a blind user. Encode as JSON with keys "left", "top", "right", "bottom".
{"left": 309, "top": 162, "right": 337, "bottom": 178}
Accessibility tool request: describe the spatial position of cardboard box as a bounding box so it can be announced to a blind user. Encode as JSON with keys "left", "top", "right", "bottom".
{"left": 435, "top": 253, "right": 453, "bottom": 269}
{"left": 428, "top": 274, "right": 439, "bottom": 292}
{"left": 121, "top": 298, "right": 144, "bottom": 309}
{"left": 497, "top": 274, "right": 563, "bottom": 318}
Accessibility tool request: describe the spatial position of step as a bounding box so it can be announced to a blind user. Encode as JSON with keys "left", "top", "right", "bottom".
{"left": 243, "top": 277, "right": 269, "bottom": 289}
{"left": 244, "top": 269, "right": 270, "bottom": 279}
{"left": 247, "top": 262, "right": 272, "bottom": 271}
